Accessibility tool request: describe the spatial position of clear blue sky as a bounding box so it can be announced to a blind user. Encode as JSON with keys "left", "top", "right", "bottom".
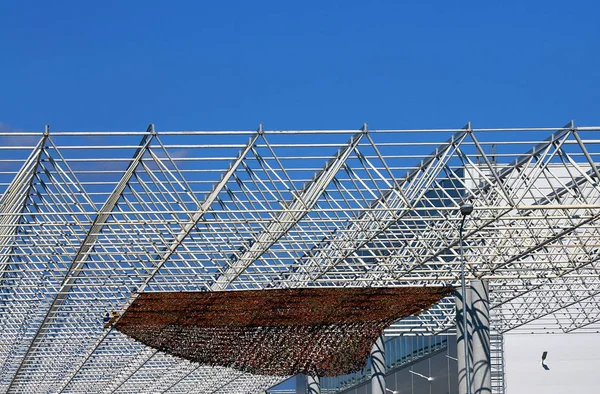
{"left": 1, "top": 0, "right": 599, "bottom": 132}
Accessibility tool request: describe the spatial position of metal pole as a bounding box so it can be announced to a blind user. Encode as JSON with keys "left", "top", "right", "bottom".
{"left": 371, "top": 335, "right": 386, "bottom": 394}
{"left": 470, "top": 280, "right": 492, "bottom": 394}
{"left": 459, "top": 207, "right": 472, "bottom": 394}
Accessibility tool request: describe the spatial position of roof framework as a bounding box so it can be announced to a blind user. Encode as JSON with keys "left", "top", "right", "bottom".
{"left": 0, "top": 122, "right": 599, "bottom": 393}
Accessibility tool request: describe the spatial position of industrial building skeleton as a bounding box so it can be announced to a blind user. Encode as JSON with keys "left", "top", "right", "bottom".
{"left": 0, "top": 122, "right": 599, "bottom": 393}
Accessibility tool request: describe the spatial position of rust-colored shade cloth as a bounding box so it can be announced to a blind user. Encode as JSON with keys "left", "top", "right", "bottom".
{"left": 115, "top": 287, "right": 453, "bottom": 376}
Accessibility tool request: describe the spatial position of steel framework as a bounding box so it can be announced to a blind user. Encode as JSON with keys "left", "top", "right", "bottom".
{"left": 0, "top": 122, "right": 599, "bottom": 393}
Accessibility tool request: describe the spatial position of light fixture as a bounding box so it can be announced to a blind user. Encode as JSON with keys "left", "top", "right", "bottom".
{"left": 409, "top": 370, "right": 434, "bottom": 382}
{"left": 460, "top": 202, "right": 473, "bottom": 216}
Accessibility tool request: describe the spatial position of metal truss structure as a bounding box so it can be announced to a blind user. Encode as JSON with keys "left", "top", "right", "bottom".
{"left": 0, "top": 122, "right": 599, "bottom": 393}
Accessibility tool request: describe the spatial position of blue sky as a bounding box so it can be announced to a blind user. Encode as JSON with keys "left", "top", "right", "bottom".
{"left": 1, "top": 1, "right": 599, "bottom": 132}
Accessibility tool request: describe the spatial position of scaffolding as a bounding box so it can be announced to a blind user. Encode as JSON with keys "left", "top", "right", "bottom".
{"left": 1, "top": 122, "right": 599, "bottom": 393}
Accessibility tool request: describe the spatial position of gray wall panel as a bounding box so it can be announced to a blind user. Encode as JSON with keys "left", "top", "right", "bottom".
{"left": 504, "top": 333, "right": 600, "bottom": 394}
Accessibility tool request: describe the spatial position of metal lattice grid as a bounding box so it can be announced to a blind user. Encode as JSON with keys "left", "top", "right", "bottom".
{"left": 0, "top": 122, "right": 599, "bottom": 393}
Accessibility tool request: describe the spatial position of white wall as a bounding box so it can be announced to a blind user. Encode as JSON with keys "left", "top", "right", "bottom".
{"left": 504, "top": 333, "right": 600, "bottom": 394}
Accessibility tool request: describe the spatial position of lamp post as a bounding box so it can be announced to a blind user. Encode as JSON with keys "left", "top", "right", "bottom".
{"left": 459, "top": 202, "right": 473, "bottom": 394}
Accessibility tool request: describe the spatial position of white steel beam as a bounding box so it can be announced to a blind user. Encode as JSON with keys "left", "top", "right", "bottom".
{"left": 0, "top": 130, "right": 48, "bottom": 275}
{"left": 210, "top": 125, "right": 367, "bottom": 290}
{"left": 131, "top": 125, "right": 264, "bottom": 294}
{"left": 59, "top": 126, "right": 264, "bottom": 393}
{"left": 0, "top": 124, "right": 598, "bottom": 392}
{"left": 6, "top": 126, "right": 155, "bottom": 393}
{"left": 287, "top": 129, "right": 470, "bottom": 286}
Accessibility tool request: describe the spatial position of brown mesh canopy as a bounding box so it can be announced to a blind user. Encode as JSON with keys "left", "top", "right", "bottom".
{"left": 115, "top": 287, "right": 453, "bottom": 376}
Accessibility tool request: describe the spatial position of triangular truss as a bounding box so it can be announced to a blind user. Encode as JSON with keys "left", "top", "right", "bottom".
{"left": 0, "top": 123, "right": 599, "bottom": 393}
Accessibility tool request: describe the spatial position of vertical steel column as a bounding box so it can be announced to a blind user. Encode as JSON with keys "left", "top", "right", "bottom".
{"left": 371, "top": 335, "right": 386, "bottom": 394}
{"left": 470, "top": 280, "right": 491, "bottom": 394}
{"left": 457, "top": 280, "right": 492, "bottom": 394}
{"left": 307, "top": 375, "right": 320, "bottom": 394}
{"left": 458, "top": 202, "right": 474, "bottom": 394}
{"left": 456, "top": 286, "right": 472, "bottom": 394}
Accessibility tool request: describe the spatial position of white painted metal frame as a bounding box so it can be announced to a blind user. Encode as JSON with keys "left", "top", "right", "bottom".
{"left": 0, "top": 122, "right": 599, "bottom": 393}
